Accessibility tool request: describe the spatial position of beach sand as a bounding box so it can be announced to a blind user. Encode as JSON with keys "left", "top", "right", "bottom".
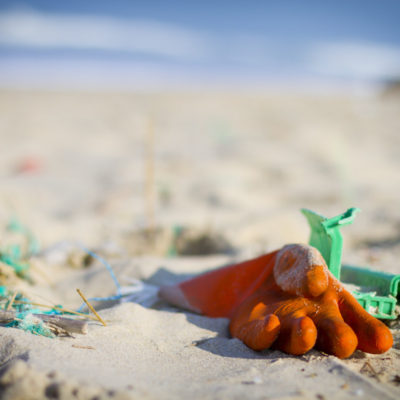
{"left": 0, "top": 88, "right": 399, "bottom": 399}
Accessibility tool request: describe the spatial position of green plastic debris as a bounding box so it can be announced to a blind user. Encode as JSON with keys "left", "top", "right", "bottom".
{"left": 0, "top": 286, "right": 8, "bottom": 297}
{"left": 1, "top": 292, "right": 62, "bottom": 338}
{"left": 0, "top": 217, "right": 40, "bottom": 280}
{"left": 167, "top": 225, "right": 184, "bottom": 257}
{"left": 9, "top": 313, "right": 55, "bottom": 338}
{"left": 0, "top": 245, "right": 30, "bottom": 275}
{"left": 302, "top": 208, "right": 400, "bottom": 320}
{"left": 7, "top": 216, "right": 40, "bottom": 256}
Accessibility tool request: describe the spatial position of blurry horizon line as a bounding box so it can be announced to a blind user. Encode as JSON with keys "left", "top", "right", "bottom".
{"left": 1, "top": 7, "right": 400, "bottom": 93}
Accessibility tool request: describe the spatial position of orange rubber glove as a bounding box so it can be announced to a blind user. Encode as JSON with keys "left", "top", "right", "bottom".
{"left": 159, "top": 244, "right": 393, "bottom": 359}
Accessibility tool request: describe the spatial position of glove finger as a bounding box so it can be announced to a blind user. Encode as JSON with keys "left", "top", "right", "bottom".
{"left": 315, "top": 314, "right": 358, "bottom": 359}
{"left": 274, "top": 316, "right": 317, "bottom": 355}
{"left": 230, "top": 314, "right": 280, "bottom": 351}
{"left": 338, "top": 289, "right": 393, "bottom": 354}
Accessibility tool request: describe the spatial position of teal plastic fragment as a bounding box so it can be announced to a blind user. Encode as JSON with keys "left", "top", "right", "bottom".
{"left": 0, "top": 286, "right": 8, "bottom": 297}
{"left": 7, "top": 217, "right": 40, "bottom": 255}
{"left": 0, "top": 217, "right": 40, "bottom": 279}
{"left": 0, "top": 248, "right": 30, "bottom": 274}
{"left": 302, "top": 208, "right": 400, "bottom": 320}
{"left": 167, "top": 225, "right": 184, "bottom": 257}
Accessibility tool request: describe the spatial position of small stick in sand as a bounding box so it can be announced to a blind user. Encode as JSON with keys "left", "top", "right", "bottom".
{"left": 72, "top": 344, "right": 95, "bottom": 350}
{"left": 76, "top": 289, "right": 106, "bottom": 326}
{"left": 6, "top": 291, "right": 18, "bottom": 311}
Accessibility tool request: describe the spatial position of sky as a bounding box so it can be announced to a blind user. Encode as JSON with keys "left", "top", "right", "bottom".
{"left": 0, "top": 0, "right": 399, "bottom": 90}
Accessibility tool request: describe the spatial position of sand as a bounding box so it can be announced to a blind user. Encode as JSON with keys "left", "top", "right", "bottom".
{"left": 0, "top": 88, "right": 399, "bottom": 399}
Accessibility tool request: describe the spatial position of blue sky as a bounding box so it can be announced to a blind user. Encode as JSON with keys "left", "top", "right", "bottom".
{"left": 1, "top": 1, "right": 399, "bottom": 89}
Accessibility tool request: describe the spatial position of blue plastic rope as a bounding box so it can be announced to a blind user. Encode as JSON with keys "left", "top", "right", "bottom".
{"left": 74, "top": 242, "right": 123, "bottom": 312}
{"left": 75, "top": 242, "right": 121, "bottom": 294}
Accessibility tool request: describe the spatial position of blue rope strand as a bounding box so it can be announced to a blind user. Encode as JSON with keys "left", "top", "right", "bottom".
{"left": 73, "top": 242, "right": 123, "bottom": 312}
{"left": 75, "top": 242, "right": 121, "bottom": 294}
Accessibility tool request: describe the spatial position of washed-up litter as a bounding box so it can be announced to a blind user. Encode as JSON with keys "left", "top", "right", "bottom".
{"left": 0, "top": 219, "right": 113, "bottom": 337}
{"left": 159, "top": 208, "right": 397, "bottom": 359}
{"left": 0, "top": 288, "right": 90, "bottom": 337}
{"left": 0, "top": 217, "right": 153, "bottom": 338}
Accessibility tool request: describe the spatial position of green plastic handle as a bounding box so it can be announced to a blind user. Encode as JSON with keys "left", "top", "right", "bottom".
{"left": 301, "top": 208, "right": 360, "bottom": 280}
